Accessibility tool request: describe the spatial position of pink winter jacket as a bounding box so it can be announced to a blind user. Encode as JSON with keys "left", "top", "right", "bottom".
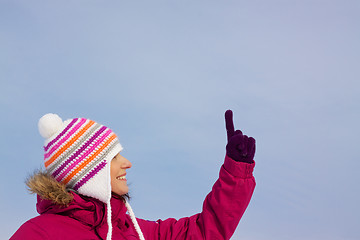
{"left": 11, "top": 156, "right": 255, "bottom": 240}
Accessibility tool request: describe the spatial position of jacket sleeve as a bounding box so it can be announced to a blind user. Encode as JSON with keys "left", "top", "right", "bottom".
{"left": 10, "top": 220, "right": 49, "bottom": 240}
{"left": 137, "top": 155, "right": 256, "bottom": 240}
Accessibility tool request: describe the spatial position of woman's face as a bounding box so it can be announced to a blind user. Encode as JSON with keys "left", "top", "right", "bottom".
{"left": 110, "top": 153, "right": 132, "bottom": 196}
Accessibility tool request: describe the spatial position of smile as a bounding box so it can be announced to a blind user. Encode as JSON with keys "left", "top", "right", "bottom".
{"left": 116, "top": 174, "right": 126, "bottom": 180}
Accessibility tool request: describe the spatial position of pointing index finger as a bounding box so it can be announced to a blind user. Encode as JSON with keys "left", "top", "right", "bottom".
{"left": 225, "top": 110, "right": 235, "bottom": 141}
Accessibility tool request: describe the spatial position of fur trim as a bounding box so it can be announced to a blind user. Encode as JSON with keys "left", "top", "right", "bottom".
{"left": 26, "top": 170, "right": 73, "bottom": 206}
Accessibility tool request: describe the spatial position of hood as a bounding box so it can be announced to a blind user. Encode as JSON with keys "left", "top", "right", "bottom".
{"left": 27, "top": 170, "right": 73, "bottom": 206}
{"left": 26, "top": 170, "right": 128, "bottom": 228}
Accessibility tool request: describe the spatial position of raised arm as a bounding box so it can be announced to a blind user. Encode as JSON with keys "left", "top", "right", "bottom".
{"left": 137, "top": 110, "right": 256, "bottom": 240}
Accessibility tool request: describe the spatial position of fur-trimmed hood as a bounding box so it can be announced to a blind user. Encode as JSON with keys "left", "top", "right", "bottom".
{"left": 26, "top": 170, "right": 74, "bottom": 206}
{"left": 25, "top": 170, "right": 129, "bottom": 231}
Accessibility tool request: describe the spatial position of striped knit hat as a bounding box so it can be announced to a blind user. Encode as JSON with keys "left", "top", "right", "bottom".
{"left": 39, "top": 113, "right": 122, "bottom": 202}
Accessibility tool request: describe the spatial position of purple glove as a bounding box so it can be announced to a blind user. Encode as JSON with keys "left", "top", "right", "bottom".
{"left": 225, "top": 110, "right": 256, "bottom": 163}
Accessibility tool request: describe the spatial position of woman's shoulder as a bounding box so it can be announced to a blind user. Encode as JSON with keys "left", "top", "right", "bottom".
{"left": 10, "top": 215, "right": 51, "bottom": 240}
{"left": 11, "top": 214, "right": 91, "bottom": 240}
{"left": 26, "top": 213, "right": 78, "bottom": 224}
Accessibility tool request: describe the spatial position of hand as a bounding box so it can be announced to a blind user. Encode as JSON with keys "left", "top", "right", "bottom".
{"left": 225, "top": 110, "right": 256, "bottom": 163}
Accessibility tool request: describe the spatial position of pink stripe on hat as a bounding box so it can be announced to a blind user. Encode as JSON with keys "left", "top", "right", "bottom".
{"left": 55, "top": 129, "right": 113, "bottom": 182}
{"left": 44, "top": 118, "right": 87, "bottom": 159}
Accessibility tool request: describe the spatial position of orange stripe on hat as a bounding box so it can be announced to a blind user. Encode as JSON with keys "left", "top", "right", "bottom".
{"left": 44, "top": 120, "right": 95, "bottom": 168}
{"left": 63, "top": 133, "right": 117, "bottom": 184}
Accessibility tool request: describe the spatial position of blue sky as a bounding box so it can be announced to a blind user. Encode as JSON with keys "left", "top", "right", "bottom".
{"left": 1, "top": 1, "right": 359, "bottom": 239}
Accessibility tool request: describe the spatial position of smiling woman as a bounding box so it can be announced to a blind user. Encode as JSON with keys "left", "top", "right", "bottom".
{"left": 10, "top": 110, "right": 256, "bottom": 240}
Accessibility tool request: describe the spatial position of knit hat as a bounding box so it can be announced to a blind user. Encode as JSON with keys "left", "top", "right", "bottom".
{"left": 38, "top": 113, "right": 145, "bottom": 240}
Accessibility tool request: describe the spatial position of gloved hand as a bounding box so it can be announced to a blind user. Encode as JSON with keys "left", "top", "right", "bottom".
{"left": 225, "top": 110, "right": 256, "bottom": 163}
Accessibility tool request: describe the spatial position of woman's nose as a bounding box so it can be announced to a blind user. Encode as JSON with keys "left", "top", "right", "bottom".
{"left": 122, "top": 158, "right": 132, "bottom": 169}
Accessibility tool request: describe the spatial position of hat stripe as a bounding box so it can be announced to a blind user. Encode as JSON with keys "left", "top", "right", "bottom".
{"left": 44, "top": 118, "right": 78, "bottom": 151}
{"left": 45, "top": 120, "right": 95, "bottom": 168}
{"left": 72, "top": 160, "right": 107, "bottom": 191}
{"left": 44, "top": 118, "right": 87, "bottom": 159}
{"left": 67, "top": 139, "right": 120, "bottom": 187}
{"left": 47, "top": 123, "right": 102, "bottom": 173}
{"left": 51, "top": 125, "right": 107, "bottom": 178}
{"left": 55, "top": 128, "right": 112, "bottom": 182}
{"left": 63, "top": 133, "right": 117, "bottom": 184}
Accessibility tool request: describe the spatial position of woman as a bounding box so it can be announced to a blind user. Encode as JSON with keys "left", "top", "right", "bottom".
{"left": 10, "top": 110, "right": 256, "bottom": 240}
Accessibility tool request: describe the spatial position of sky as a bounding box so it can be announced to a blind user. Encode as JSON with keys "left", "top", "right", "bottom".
{"left": 1, "top": 0, "right": 359, "bottom": 239}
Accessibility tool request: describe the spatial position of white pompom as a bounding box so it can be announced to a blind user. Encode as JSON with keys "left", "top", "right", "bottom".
{"left": 38, "top": 113, "right": 64, "bottom": 139}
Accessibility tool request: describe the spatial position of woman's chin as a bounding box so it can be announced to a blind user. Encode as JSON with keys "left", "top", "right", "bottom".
{"left": 112, "top": 188, "right": 129, "bottom": 196}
